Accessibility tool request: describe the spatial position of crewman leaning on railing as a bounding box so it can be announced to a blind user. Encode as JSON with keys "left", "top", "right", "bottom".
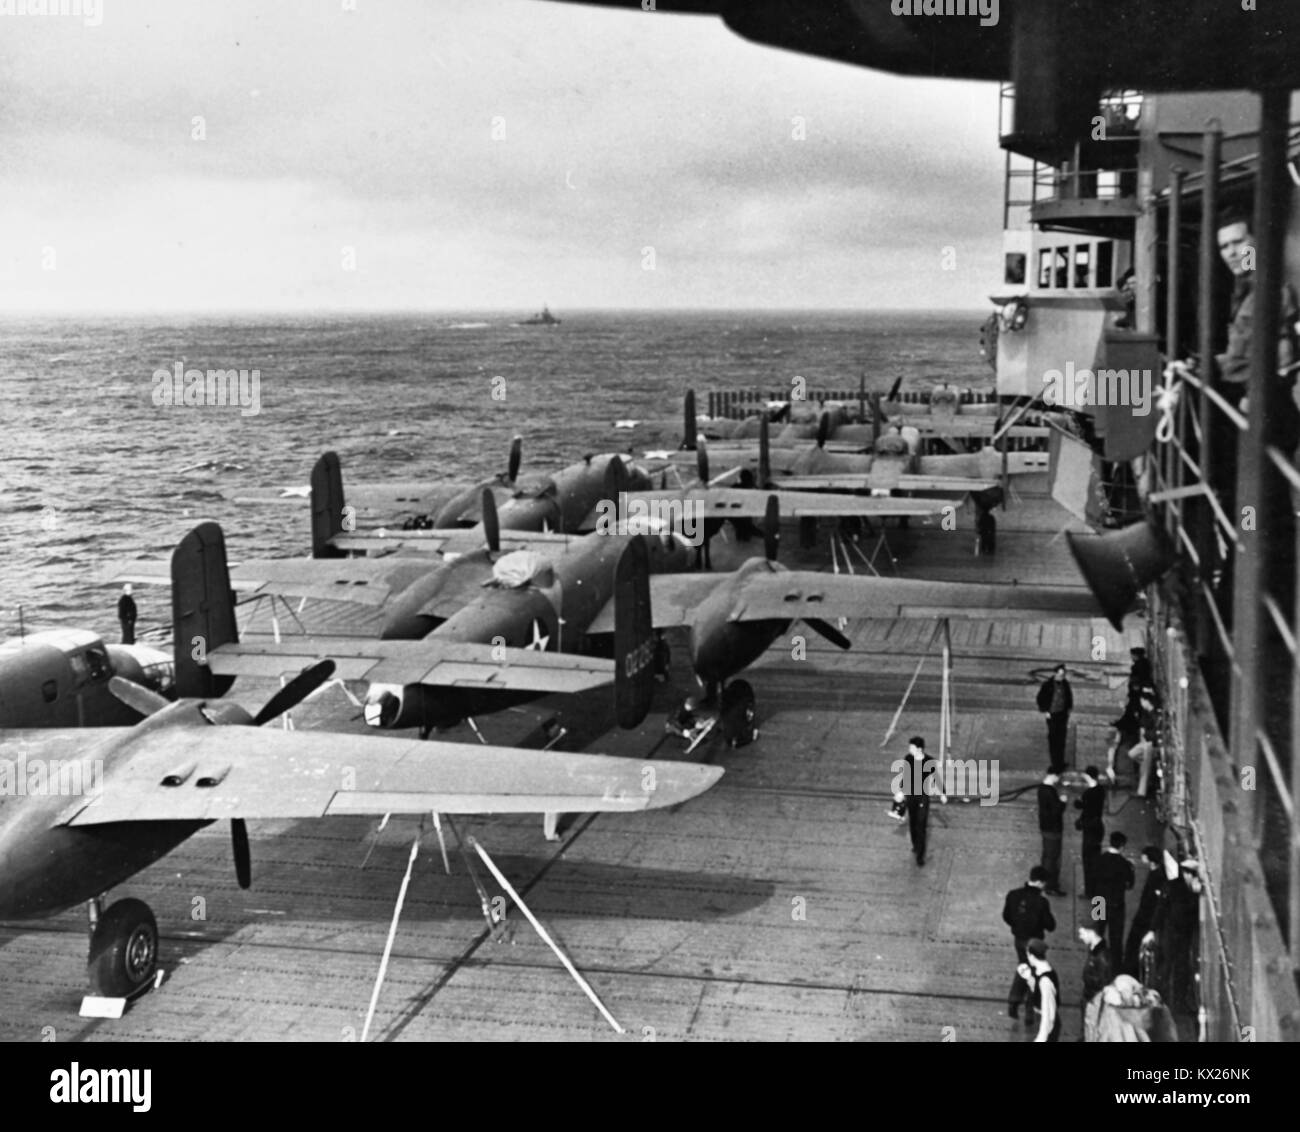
{"left": 1211, "top": 205, "right": 1300, "bottom": 453}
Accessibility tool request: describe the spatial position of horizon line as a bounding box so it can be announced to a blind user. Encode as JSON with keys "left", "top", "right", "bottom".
{"left": 0, "top": 305, "right": 992, "bottom": 319}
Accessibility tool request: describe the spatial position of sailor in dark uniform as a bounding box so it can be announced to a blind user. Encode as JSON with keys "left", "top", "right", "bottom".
{"left": 117, "top": 584, "right": 137, "bottom": 645}
{"left": 1127, "top": 646, "right": 1154, "bottom": 695}
{"left": 1093, "top": 831, "right": 1136, "bottom": 962}
{"left": 893, "top": 736, "right": 934, "bottom": 866}
{"left": 1036, "top": 663, "right": 1073, "bottom": 774}
{"left": 1123, "top": 847, "right": 1167, "bottom": 977}
{"left": 1074, "top": 766, "right": 1107, "bottom": 899}
{"left": 1077, "top": 924, "right": 1112, "bottom": 1035}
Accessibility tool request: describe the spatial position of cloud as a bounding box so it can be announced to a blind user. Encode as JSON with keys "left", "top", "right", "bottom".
{"left": 0, "top": 0, "right": 1004, "bottom": 310}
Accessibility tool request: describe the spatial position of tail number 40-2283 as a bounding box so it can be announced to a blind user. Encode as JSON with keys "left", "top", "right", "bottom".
{"left": 623, "top": 639, "right": 655, "bottom": 678}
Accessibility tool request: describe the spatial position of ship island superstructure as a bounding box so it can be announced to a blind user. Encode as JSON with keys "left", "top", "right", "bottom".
{"left": 991, "top": 78, "right": 1300, "bottom": 1040}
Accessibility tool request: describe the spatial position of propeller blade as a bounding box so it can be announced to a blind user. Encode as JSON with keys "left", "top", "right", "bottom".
{"left": 507, "top": 435, "right": 522, "bottom": 483}
{"left": 804, "top": 618, "right": 852, "bottom": 650}
{"left": 107, "top": 675, "right": 171, "bottom": 718}
{"left": 232, "top": 819, "right": 252, "bottom": 889}
{"left": 887, "top": 375, "right": 904, "bottom": 402}
{"left": 697, "top": 439, "right": 710, "bottom": 486}
{"left": 481, "top": 486, "right": 500, "bottom": 553}
{"left": 764, "top": 494, "right": 780, "bottom": 562}
{"left": 816, "top": 410, "right": 832, "bottom": 449}
{"left": 252, "top": 659, "right": 337, "bottom": 726}
{"left": 759, "top": 414, "right": 772, "bottom": 487}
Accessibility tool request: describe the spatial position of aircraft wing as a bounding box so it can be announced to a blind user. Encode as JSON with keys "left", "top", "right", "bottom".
{"left": 587, "top": 573, "right": 736, "bottom": 634}
{"left": 0, "top": 730, "right": 124, "bottom": 763}
{"left": 773, "top": 474, "right": 997, "bottom": 494}
{"left": 343, "top": 483, "right": 475, "bottom": 516}
{"left": 230, "top": 482, "right": 467, "bottom": 511}
{"left": 107, "top": 556, "right": 408, "bottom": 606}
{"left": 52, "top": 726, "right": 722, "bottom": 826}
{"left": 329, "top": 530, "right": 575, "bottom": 556}
{"left": 206, "top": 637, "right": 615, "bottom": 694}
{"left": 902, "top": 420, "right": 1049, "bottom": 440}
{"left": 721, "top": 573, "right": 1107, "bottom": 623}
{"left": 916, "top": 451, "right": 1051, "bottom": 478}
{"left": 582, "top": 488, "right": 951, "bottom": 528}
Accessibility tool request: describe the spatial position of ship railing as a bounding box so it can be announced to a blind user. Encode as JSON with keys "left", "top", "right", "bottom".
{"left": 704, "top": 387, "right": 999, "bottom": 420}
{"left": 1031, "top": 154, "right": 1139, "bottom": 204}
{"left": 1145, "top": 98, "right": 1300, "bottom": 1037}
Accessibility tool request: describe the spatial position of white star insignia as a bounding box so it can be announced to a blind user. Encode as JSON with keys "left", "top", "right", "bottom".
{"left": 527, "top": 619, "right": 550, "bottom": 652}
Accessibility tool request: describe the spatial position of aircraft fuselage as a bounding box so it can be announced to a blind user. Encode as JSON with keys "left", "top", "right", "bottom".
{"left": 369, "top": 530, "right": 690, "bottom": 731}
{"left": 0, "top": 703, "right": 222, "bottom": 919}
{"left": 687, "top": 558, "right": 792, "bottom": 684}
{"left": 0, "top": 634, "right": 173, "bottom": 729}
{"left": 493, "top": 454, "right": 652, "bottom": 534}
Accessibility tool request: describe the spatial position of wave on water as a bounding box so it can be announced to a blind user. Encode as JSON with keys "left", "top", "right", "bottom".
{"left": 22, "top": 600, "right": 81, "bottom": 614}
{"left": 178, "top": 460, "right": 247, "bottom": 474}
{"left": 1, "top": 309, "right": 989, "bottom": 628}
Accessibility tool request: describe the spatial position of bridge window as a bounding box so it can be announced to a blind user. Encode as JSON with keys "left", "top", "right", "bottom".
{"left": 1074, "top": 245, "right": 1091, "bottom": 288}
{"left": 1037, "top": 248, "right": 1054, "bottom": 289}
{"left": 1096, "top": 242, "right": 1114, "bottom": 288}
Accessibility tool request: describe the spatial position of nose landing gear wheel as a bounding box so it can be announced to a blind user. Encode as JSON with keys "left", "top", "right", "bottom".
{"left": 88, "top": 898, "right": 158, "bottom": 997}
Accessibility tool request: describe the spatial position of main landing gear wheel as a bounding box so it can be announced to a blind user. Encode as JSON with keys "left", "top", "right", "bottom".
{"left": 718, "top": 680, "right": 757, "bottom": 748}
{"left": 88, "top": 898, "right": 158, "bottom": 997}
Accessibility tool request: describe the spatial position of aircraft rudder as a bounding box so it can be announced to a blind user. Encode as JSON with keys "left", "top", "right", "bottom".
{"left": 682, "top": 390, "right": 697, "bottom": 451}
{"left": 310, "top": 451, "right": 346, "bottom": 558}
{"left": 170, "top": 522, "right": 238, "bottom": 698}
{"left": 613, "top": 538, "right": 654, "bottom": 729}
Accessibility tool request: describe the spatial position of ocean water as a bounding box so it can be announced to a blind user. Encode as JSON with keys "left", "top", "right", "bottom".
{"left": 0, "top": 309, "right": 990, "bottom": 639}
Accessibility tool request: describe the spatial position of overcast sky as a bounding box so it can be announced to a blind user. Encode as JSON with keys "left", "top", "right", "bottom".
{"left": 0, "top": 0, "right": 1004, "bottom": 312}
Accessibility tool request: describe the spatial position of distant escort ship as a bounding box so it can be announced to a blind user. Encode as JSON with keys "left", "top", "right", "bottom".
{"left": 518, "top": 304, "right": 561, "bottom": 326}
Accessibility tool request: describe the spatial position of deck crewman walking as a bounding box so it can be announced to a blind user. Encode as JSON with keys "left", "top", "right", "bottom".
{"left": 1093, "top": 831, "right": 1136, "bottom": 962}
{"left": 1002, "top": 866, "right": 1057, "bottom": 1020}
{"left": 892, "top": 736, "right": 934, "bottom": 867}
{"left": 1025, "top": 940, "right": 1061, "bottom": 1043}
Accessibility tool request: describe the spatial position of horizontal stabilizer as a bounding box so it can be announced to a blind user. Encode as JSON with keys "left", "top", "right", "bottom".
{"left": 206, "top": 636, "right": 615, "bottom": 694}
